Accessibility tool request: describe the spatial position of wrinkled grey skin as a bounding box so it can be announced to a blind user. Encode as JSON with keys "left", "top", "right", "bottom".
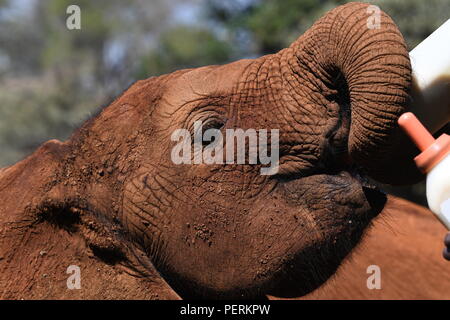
{"left": 0, "top": 3, "right": 423, "bottom": 299}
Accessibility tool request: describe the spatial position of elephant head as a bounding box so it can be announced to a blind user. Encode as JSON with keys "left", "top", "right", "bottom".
{"left": 0, "top": 2, "right": 421, "bottom": 299}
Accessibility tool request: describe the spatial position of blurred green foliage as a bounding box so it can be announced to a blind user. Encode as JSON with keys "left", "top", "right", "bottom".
{"left": 0, "top": 0, "right": 449, "bottom": 205}
{"left": 137, "top": 27, "right": 232, "bottom": 78}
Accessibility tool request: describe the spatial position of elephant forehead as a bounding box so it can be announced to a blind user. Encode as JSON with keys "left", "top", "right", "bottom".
{"left": 163, "top": 59, "right": 253, "bottom": 107}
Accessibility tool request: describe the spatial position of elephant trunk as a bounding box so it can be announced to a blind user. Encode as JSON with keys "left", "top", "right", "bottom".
{"left": 288, "top": 2, "right": 422, "bottom": 184}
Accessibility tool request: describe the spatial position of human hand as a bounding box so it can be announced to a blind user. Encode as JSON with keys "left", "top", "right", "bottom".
{"left": 443, "top": 233, "right": 450, "bottom": 260}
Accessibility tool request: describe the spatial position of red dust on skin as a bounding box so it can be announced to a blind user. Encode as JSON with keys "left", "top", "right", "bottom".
{"left": 0, "top": 3, "right": 442, "bottom": 300}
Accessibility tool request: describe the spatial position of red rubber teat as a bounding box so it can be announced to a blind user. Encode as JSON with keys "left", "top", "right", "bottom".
{"left": 398, "top": 112, "right": 450, "bottom": 173}
{"left": 398, "top": 112, "right": 435, "bottom": 151}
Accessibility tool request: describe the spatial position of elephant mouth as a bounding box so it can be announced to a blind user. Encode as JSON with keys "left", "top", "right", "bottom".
{"left": 361, "top": 183, "right": 387, "bottom": 217}
{"left": 259, "top": 169, "right": 387, "bottom": 298}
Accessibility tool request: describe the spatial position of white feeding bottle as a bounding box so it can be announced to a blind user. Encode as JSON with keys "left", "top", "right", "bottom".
{"left": 399, "top": 112, "right": 450, "bottom": 230}
{"left": 409, "top": 19, "right": 450, "bottom": 133}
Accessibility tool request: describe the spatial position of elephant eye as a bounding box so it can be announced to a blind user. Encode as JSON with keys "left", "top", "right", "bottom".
{"left": 190, "top": 116, "right": 225, "bottom": 147}
{"left": 202, "top": 118, "right": 224, "bottom": 131}
{"left": 200, "top": 118, "right": 224, "bottom": 147}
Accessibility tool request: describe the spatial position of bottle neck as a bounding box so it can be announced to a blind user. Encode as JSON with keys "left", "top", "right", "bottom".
{"left": 415, "top": 134, "right": 450, "bottom": 173}
{"left": 409, "top": 76, "right": 450, "bottom": 134}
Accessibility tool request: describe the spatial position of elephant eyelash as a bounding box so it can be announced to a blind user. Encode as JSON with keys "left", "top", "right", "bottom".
{"left": 201, "top": 118, "right": 225, "bottom": 131}
{"left": 183, "top": 100, "right": 227, "bottom": 129}
{"left": 188, "top": 114, "right": 226, "bottom": 135}
{"left": 193, "top": 118, "right": 225, "bottom": 147}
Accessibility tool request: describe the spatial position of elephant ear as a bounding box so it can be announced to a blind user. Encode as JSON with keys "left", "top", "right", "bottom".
{"left": 290, "top": 2, "right": 423, "bottom": 185}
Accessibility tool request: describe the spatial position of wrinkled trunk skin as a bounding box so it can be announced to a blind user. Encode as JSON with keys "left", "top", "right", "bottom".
{"left": 283, "top": 2, "right": 422, "bottom": 184}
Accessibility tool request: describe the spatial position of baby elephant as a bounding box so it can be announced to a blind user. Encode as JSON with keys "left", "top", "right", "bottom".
{"left": 0, "top": 2, "right": 428, "bottom": 299}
